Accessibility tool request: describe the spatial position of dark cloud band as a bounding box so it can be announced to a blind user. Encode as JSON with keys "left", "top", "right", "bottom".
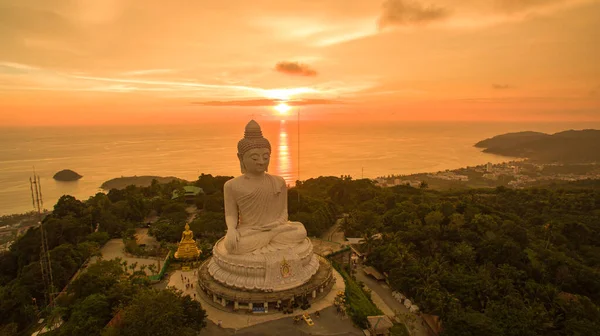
{"left": 192, "top": 98, "right": 339, "bottom": 107}
{"left": 274, "top": 61, "right": 318, "bottom": 77}
{"left": 378, "top": 0, "right": 450, "bottom": 29}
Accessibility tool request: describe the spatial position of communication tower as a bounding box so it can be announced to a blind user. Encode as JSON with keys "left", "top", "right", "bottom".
{"left": 29, "top": 173, "right": 55, "bottom": 309}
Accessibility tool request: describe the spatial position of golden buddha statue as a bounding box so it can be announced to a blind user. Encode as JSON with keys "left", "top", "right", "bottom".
{"left": 174, "top": 223, "right": 201, "bottom": 260}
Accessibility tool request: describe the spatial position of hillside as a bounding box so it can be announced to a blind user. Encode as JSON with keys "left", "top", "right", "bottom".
{"left": 100, "top": 175, "right": 183, "bottom": 190}
{"left": 475, "top": 129, "right": 600, "bottom": 163}
{"left": 474, "top": 131, "right": 549, "bottom": 150}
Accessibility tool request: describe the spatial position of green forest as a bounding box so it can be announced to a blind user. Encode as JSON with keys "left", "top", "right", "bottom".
{"left": 0, "top": 178, "right": 212, "bottom": 336}
{"left": 333, "top": 179, "right": 600, "bottom": 335}
{"left": 0, "top": 173, "right": 336, "bottom": 335}
{"left": 287, "top": 177, "right": 600, "bottom": 335}
{"left": 1, "top": 173, "right": 599, "bottom": 335}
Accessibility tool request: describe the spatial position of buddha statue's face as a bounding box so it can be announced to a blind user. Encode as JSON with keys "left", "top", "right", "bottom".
{"left": 239, "top": 148, "right": 270, "bottom": 175}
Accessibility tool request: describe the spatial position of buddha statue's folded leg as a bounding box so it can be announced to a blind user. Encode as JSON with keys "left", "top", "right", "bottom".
{"left": 229, "top": 230, "right": 273, "bottom": 255}
{"left": 268, "top": 222, "right": 307, "bottom": 249}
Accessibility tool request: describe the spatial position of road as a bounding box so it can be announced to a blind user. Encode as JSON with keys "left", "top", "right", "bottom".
{"left": 98, "top": 239, "right": 161, "bottom": 273}
{"left": 89, "top": 228, "right": 163, "bottom": 275}
{"left": 199, "top": 306, "right": 362, "bottom": 336}
{"left": 321, "top": 217, "right": 346, "bottom": 244}
{"left": 354, "top": 264, "right": 433, "bottom": 336}
{"left": 328, "top": 216, "right": 433, "bottom": 335}
{"left": 135, "top": 228, "right": 156, "bottom": 246}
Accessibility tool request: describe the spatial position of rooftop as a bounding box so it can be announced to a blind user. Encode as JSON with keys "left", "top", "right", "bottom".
{"left": 367, "top": 315, "right": 393, "bottom": 332}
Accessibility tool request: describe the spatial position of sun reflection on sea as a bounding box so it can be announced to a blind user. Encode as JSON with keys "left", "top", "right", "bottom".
{"left": 276, "top": 120, "right": 293, "bottom": 186}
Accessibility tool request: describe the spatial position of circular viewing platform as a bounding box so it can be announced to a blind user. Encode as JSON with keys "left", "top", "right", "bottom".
{"left": 198, "top": 256, "right": 335, "bottom": 313}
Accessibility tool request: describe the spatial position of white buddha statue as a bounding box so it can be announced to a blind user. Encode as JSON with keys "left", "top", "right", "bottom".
{"left": 208, "top": 120, "right": 319, "bottom": 292}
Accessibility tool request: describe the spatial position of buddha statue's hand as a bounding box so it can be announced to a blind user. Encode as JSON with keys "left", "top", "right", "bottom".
{"left": 224, "top": 228, "right": 240, "bottom": 253}
{"left": 251, "top": 220, "right": 293, "bottom": 232}
{"left": 252, "top": 223, "right": 279, "bottom": 231}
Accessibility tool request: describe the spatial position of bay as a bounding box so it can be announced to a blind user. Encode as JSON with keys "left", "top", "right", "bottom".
{"left": 0, "top": 120, "right": 596, "bottom": 215}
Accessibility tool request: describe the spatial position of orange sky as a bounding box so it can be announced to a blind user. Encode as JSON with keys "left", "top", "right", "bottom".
{"left": 1, "top": 0, "right": 599, "bottom": 125}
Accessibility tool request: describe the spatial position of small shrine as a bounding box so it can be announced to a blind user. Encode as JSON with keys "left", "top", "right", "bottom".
{"left": 174, "top": 223, "right": 201, "bottom": 260}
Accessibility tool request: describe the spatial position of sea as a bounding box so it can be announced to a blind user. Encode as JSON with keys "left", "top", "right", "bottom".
{"left": 1, "top": 120, "right": 597, "bottom": 216}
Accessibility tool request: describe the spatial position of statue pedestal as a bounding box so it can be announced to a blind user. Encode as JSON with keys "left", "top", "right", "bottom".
{"left": 174, "top": 241, "right": 201, "bottom": 260}
{"left": 208, "top": 237, "right": 319, "bottom": 292}
{"left": 198, "top": 256, "right": 334, "bottom": 313}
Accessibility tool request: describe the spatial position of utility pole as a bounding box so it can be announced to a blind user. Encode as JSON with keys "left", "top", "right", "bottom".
{"left": 297, "top": 110, "right": 300, "bottom": 183}
{"left": 297, "top": 110, "right": 301, "bottom": 207}
{"left": 30, "top": 172, "right": 55, "bottom": 309}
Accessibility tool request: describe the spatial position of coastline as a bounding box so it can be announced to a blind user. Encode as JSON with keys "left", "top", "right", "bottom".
{"left": 4, "top": 159, "right": 600, "bottom": 218}
{"left": 100, "top": 175, "right": 184, "bottom": 190}
{"left": 3, "top": 125, "right": 598, "bottom": 217}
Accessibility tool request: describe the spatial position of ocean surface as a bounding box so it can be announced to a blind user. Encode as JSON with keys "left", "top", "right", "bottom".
{"left": 1, "top": 120, "right": 597, "bottom": 216}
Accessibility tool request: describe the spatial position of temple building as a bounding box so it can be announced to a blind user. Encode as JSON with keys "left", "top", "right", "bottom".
{"left": 171, "top": 186, "right": 203, "bottom": 204}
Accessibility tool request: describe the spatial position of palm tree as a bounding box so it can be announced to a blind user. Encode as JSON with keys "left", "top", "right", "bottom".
{"left": 361, "top": 229, "right": 377, "bottom": 255}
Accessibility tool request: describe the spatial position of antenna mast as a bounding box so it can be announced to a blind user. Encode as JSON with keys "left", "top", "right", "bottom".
{"left": 297, "top": 110, "right": 300, "bottom": 182}
{"left": 297, "top": 110, "right": 301, "bottom": 208}
{"left": 30, "top": 172, "right": 55, "bottom": 309}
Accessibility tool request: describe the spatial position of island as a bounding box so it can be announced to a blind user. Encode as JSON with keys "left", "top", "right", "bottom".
{"left": 100, "top": 175, "right": 183, "bottom": 190}
{"left": 475, "top": 129, "right": 600, "bottom": 163}
{"left": 53, "top": 169, "right": 83, "bottom": 181}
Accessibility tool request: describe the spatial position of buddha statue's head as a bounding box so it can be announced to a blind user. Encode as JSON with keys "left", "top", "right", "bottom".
{"left": 237, "top": 120, "right": 271, "bottom": 175}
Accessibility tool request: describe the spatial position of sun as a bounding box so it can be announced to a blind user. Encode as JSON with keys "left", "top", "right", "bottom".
{"left": 274, "top": 102, "right": 291, "bottom": 115}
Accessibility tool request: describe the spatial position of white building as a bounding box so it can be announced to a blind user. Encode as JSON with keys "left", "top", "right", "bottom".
{"left": 483, "top": 173, "right": 498, "bottom": 180}
{"left": 430, "top": 172, "right": 469, "bottom": 181}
